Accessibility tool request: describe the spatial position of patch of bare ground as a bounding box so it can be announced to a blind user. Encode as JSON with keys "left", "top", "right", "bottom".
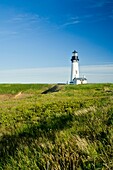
{"left": 0, "top": 92, "right": 32, "bottom": 100}
{"left": 14, "top": 92, "right": 33, "bottom": 99}
{"left": 0, "top": 94, "right": 13, "bottom": 100}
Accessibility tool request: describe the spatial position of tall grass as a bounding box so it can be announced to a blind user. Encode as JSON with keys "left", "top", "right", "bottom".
{"left": 0, "top": 83, "right": 113, "bottom": 169}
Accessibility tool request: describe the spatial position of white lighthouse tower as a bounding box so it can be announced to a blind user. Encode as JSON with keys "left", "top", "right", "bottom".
{"left": 70, "top": 50, "right": 87, "bottom": 85}
{"left": 70, "top": 50, "right": 79, "bottom": 82}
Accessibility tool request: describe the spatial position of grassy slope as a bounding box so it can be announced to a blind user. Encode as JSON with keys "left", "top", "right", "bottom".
{"left": 0, "top": 83, "right": 113, "bottom": 169}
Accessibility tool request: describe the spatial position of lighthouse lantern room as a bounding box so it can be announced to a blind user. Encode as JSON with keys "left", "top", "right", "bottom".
{"left": 70, "top": 50, "right": 87, "bottom": 85}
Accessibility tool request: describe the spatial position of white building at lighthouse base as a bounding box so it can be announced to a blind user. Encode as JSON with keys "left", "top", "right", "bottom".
{"left": 70, "top": 77, "right": 87, "bottom": 85}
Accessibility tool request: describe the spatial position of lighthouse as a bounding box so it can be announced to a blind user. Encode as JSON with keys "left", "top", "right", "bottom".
{"left": 70, "top": 50, "right": 87, "bottom": 85}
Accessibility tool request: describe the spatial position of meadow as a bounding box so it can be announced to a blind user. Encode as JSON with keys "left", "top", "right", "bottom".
{"left": 0, "top": 83, "right": 113, "bottom": 170}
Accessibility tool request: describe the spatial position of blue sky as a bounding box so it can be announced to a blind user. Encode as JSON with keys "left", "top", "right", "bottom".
{"left": 0, "top": 0, "right": 113, "bottom": 83}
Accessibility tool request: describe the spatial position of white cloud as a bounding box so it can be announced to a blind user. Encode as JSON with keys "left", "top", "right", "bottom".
{"left": 5, "top": 12, "right": 50, "bottom": 34}
{"left": 59, "top": 17, "right": 80, "bottom": 28}
{"left": 0, "top": 67, "right": 70, "bottom": 84}
{"left": 7, "top": 13, "right": 49, "bottom": 27}
{"left": 80, "top": 64, "right": 113, "bottom": 83}
{"left": 0, "top": 30, "right": 18, "bottom": 36}
{"left": 7, "top": 13, "right": 40, "bottom": 23}
{"left": 0, "top": 64, "right": 113, "bottom": 84}
{"left": 60, "top": 12, "right": 108, "bottom": 28}
{"left": 62, "top": 20, "right": 80, "bottom": 27}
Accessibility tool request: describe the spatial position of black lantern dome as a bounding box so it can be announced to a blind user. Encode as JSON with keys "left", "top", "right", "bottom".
{"left": 71, "top": 50, "right": 79, "bottom": 62}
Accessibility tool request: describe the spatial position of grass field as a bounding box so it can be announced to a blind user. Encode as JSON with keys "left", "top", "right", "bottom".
{"left": 0, "top": 83, "right": 113, "bottom": 169}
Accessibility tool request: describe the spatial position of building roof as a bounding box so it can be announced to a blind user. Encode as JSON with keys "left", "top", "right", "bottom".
{"left": 73, "top": 77, "right": 87, "bottom": 81}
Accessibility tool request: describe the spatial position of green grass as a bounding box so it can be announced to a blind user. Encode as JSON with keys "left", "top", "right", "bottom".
{"left": 0, "top": 84, "right": 51, "bottom": 94}
{"left": 0, "top": 83, "right": 113, "bottom": 169}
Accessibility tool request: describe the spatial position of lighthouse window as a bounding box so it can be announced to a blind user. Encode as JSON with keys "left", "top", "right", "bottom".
{"left": 76, "top": 71, "right": 77, "bottom": 74}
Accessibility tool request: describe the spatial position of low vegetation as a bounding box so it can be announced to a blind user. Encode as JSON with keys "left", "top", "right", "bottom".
{"left": 0, "top": 83, "right": 113, "bottom": 169}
